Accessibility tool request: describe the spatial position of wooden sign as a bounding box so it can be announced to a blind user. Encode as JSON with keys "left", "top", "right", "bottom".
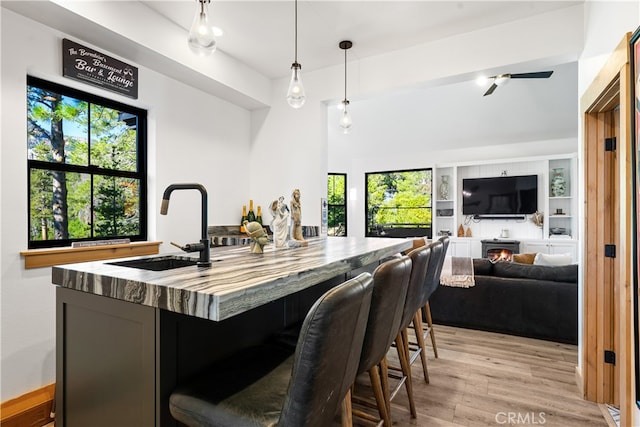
{"left": 62, "top": 38, "right": 138, "bottom": 99}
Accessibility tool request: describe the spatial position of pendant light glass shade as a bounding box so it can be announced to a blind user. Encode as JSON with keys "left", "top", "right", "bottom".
{"left": 339, "top": 99, "right": 352, "bottom": 134}
{"left": 188, "top": 0, "right": 217, "bottom": 56}
{"left": 287, "top": 62, "right": 306, "bottom": 108}
{"left": 286, "top": 0, "right": 305, "bottom": 108}
{"left": 339, "top": 40, "right": 353, "bottom": 133}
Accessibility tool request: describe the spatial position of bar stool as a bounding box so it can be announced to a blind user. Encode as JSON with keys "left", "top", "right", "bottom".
{"left": 347, "top": 255, "right": 412, "bottom": 427}
{"left": 169, "top": 272, "right": 374, "bottom": 427}
{"left": 422, "top": 236, "right": 449, "bottom": 358}
{"left": 387, "top": 244, "right": 432, "bottom": 416}
{"left": 402, "top": 238, "right": 445, "bottom": 384}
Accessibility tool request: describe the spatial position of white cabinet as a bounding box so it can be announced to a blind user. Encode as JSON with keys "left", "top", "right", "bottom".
{"left": 447, "top": 239, "right": 470, "bottom": 258}
{"left": 445, "top": 238, "right": 482, "bottom": 258}
{"left": 521, "top": 239, "right": 578, "bottom": 263}
{"left": 521, "top": 241, "right": 549, "bottom": 254}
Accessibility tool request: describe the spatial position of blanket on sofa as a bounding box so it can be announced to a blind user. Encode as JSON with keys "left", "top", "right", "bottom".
{"left": 440, "top": 256, "right": 475, "bottom": 288}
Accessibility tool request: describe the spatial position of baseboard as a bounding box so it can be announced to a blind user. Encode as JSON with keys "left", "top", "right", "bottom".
{"left": 0, "top": 383, "right": 55, "bottom": 427}
{"left": 575, "top": 365, "right": 584, "bottom": 397}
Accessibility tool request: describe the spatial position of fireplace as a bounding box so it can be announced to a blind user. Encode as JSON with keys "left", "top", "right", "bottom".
{"left": 487, "top": 248, "right": 514, "bottom": 263}
{"left": 481, "top": 239, "right": 520, "bottom": 262}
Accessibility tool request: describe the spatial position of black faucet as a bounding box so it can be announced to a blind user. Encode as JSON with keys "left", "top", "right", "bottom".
{"left": 160, "top": 183, "right": 211, "bottom": 268}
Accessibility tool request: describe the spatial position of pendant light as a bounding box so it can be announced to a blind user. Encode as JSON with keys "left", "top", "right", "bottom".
{"left": 339, "top": 40, "right": 353, "bottom": 134}
{"left": 286, "top": 0, "right": 306, "bottom": 108}
{"left": 188, "top": 0, "right": 217, "bottom": 56}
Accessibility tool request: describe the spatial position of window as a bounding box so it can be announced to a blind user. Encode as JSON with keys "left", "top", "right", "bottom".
{"left": 27, "top": 76, "right": 147, "bottom": 248}
{"left": 327, "top": 173, "right": 347, "bottom": 236}
{"left": 365, "top": 168, "right": 432, "bottom": 238}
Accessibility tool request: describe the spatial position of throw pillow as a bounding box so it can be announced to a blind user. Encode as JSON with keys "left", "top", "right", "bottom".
{"left": 533, "top": 252, "right": 573, "bottom": 266}
{"left": 513, "top": 253, "right": 536, "bottom": 264}
{"left": 473, "top": 258, "right": 494, "bottom": 275}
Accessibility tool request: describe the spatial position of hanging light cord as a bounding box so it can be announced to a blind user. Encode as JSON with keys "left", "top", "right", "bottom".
{"left": 294, "top": 0, "right": 298, "bottom": 65}
{"left": 343, "top": 47, "right": 347, "bottom": 101}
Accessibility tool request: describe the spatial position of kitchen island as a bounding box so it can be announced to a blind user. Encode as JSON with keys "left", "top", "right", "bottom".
{"left": 53, "top": 237, "right": 411, "bottom": 427}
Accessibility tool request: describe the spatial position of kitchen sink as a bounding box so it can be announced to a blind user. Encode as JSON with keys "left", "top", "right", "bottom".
{"left": 108, "top": 255, "right": 199, "bottom": 271}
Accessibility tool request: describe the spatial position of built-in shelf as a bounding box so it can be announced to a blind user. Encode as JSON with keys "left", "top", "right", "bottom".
{"left": 433, "top": 153, "right": 578, "bottom": 243}
{"left": 548, "top": 157, "right": 575, "bottom": 238}
{"left": 434, "top": 167, "right": 456, "bottom": 240}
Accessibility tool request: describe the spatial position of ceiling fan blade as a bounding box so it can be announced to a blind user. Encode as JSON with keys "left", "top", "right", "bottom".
{"left": 483, "top": 83, "right": 498, "bottom": 96}
{"left": 510, "top": 71, "right": 553, "bottom": 79}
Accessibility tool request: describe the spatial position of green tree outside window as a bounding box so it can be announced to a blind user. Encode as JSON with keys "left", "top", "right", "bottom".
{"left": 328, "top": 173, "right": 347, "bottom": 236}
{"left": 365, "top": 169, "right": 432, "bottom": 238}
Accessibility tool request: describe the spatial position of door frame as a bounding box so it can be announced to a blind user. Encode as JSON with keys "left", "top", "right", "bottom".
{"left": 580, "top": 33, "right": 634, "bottom": 426}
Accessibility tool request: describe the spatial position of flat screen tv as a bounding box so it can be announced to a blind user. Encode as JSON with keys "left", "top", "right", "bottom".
{"left": 462, "top": 175, "right": 538, "bottom": 216}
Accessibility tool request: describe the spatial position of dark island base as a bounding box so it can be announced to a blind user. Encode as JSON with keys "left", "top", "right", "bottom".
{"left": 56, "top": 273, "right": 348, "bottom": 427}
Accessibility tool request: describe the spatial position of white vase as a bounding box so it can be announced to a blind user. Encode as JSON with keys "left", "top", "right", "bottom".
{"left": 439, "top": 175, "right": 450, "bottom": 200}
{"left": 551, "top": 168, "right": 566, "bottom": 197}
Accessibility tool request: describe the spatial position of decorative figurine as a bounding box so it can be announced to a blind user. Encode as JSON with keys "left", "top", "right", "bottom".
{"left": 531, "top": 211, "right": 544, "bottom": 227}
{"left": 244, "top": 220, "right": 269, "bottom": 254}
{"left": 269, "top": 196, "right": 290, "bottom": 248}
{"left": 290, "top": 188, "right": 307, "bottom": 245}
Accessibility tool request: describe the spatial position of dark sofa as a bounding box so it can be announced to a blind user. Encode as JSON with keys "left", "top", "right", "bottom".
{"left": 430, "top": 258, "right": 578, "bottom": 344}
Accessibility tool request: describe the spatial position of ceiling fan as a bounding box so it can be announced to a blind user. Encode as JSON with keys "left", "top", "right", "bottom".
{"left": 482, "top": 71, "right": 553, "bottom": 96}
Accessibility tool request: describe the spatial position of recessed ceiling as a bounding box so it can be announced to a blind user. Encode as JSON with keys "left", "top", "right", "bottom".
{"left": 142, "top": 0, "right": 583, "bottom": 79}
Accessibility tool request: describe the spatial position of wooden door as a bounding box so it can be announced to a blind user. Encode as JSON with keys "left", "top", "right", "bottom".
{"left": 584, "top": 107, "right": 618, "bottom": 405}
{"left": 581, "top": 33, "right": 635, "bottom": 427}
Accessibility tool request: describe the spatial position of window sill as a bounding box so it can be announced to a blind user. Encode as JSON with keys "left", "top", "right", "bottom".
{"left": 20, "top": 241, "right": 162, "bottom": 269}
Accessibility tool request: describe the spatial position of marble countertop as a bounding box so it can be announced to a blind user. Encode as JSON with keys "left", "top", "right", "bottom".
{"left": 52, "top": 237, "right": 411, "bottom": 321}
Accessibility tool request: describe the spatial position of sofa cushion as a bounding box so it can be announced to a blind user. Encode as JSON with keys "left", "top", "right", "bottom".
{"left": 492, "top": 262, "right": 577, "bottom": 283}
{"left": 473, "top": 258, "right": 493, "bottom": 276}
{"left": 533, "top": 252, "right": 573, "bottom": 266}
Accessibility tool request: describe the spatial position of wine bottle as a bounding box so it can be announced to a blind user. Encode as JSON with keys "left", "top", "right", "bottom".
{"left": 256, "top": 205, "right": 263, "bottom": 225}
{"left": 247, "top": 199, "right": 256, "bottom": 223}
{"left": 240, "top": 205, "right": 247, "bottom": 233}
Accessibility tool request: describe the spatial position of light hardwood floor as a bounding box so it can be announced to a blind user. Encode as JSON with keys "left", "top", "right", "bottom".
{"left": 46, "top": 325, "right": 608, "bottom": 427}
{"left": 359, "top": 324, "right": 607, "bottom": 427}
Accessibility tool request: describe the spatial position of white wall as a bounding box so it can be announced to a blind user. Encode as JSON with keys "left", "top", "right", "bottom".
{"left": 0, "top": 10, "right": 251, "bottom": 401}
{"left": 248, "top": 76, "right": 328, "bottom": 227}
